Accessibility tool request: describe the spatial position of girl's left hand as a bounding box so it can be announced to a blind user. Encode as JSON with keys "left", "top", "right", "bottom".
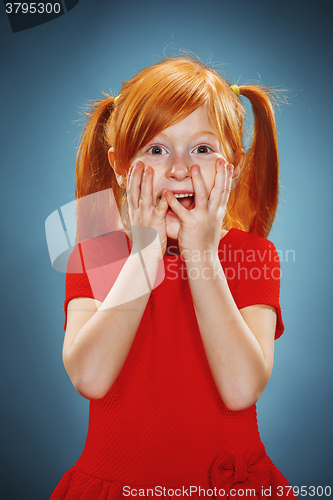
{"left": 164, "top": 158, "right": 234, "bottom": 259}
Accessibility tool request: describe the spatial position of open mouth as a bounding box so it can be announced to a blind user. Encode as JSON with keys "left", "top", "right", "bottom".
{"left": 174, "top": 192, "right": 195, "bottom": 210}
{"left": 166, "top": 192, "right": 195, "bottom": 216}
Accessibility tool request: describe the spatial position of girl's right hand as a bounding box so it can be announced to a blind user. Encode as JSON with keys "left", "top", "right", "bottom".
{"left": 126, "top": 161, "right": 169, "bottom": 256}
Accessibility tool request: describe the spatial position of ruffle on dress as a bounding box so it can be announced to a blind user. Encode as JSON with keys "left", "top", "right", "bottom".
{"left": 50, "top": 467, "right": 124, "bottom": 500}
{"left": 50, "top": 450, "right": 294, "bottom": 500}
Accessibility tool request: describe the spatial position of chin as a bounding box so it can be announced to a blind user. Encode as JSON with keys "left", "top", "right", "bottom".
{"left": 165, "top": 215, "right": 181, "bottom": 242}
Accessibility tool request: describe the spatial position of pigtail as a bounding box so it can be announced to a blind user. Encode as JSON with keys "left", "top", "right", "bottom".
{"left": 75, "top": 94, "right": 124, "bottom": 242}
{"left": 228, "top": 86, "right": 279, "bottom": 238}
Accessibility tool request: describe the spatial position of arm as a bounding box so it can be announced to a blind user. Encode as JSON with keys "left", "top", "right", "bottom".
{"left": 185, "top": 255, "right": 275, "bottom": 410}
{"left": 63, "top": 245, "right": 161, "bottom": 400}
{"left": 165, "top": 159, "right": 277, "bottom": 411}
{"left": 63, "top": 162, "right": 168, "bottom": 400}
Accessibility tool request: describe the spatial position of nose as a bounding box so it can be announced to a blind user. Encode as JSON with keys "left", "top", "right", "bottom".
{"left": 168, "top": 152, "right": 191, "bottom": 181}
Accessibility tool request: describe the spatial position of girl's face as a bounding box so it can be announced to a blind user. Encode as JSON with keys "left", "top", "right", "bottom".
{"left": 131, "top": 106, "right": 228, "bottom": 241}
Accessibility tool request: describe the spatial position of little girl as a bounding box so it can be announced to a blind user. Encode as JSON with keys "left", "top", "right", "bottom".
{"left": 50, "top": 56, "right": 295, "bottom": 499}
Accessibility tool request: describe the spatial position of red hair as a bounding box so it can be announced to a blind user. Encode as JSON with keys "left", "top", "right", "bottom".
{"left": 75, "top": 57, "right": 279, "bottom": 240}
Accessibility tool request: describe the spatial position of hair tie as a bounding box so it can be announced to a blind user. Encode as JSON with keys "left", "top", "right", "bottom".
{"left": 230, "top": 85, "right": 240, "bottom": 98}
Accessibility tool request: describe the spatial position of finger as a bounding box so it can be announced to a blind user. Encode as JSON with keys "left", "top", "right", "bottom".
{"left": 164, "top": 190, "right": 192, "bottom": 222}
{"left": 220, "top": 163, "right": 234, "bottom": 208}
{"left": 140, "top": 166, "right": 154, "bottom": 209}
{"left": 191, "top": 165, "right": 208, "bottom": 210}
{"left": 155, "top": 189, "right": 169, "bottom": 216}
{"left": 127, "top": 161, "right": 144, "bottom": 210}
{"left": 209, "top": 158, "right": 227, "bottom": 211}
{"left": 126, "top": 165, "right": 134, "bottom": 185}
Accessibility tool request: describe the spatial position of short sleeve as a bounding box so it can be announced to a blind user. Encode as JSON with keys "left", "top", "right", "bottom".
{"left": 232, "top": 235, "right": 284, "bottom": 339}
{"left": 64, "top": 242, "right": 94, "bottom": 331}
{"left": 63, "top": 232, "right": 132, "bottom": 331}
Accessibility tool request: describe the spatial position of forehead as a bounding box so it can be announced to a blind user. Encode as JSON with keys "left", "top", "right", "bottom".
{"left": 155, "top": 106, "right": 218, "bottom": 138}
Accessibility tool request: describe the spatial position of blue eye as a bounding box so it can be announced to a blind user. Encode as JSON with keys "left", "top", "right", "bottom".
{"left": 193, "top": 145, "right": 212, "bottom": 154}
{"left": 148, "top": 146, "right": 167, "bottom": 155}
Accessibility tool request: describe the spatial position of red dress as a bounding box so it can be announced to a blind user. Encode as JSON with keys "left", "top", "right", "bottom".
{"left": 50, "top": 228, "right": 294, "bottom": 499}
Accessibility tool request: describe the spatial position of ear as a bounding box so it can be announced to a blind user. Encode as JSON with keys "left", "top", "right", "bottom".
{"left": 108, "top": 147, "right": 115, "bottom": 169}
{"left": 108, "top": 147, "right": 126, "bottom": 188}
{"left": 231, "top": 149, "right": 246, "bottom": 188}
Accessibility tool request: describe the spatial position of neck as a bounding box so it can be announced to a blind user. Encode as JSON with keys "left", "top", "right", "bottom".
{"left": 165, "top": 237, "right": 180, "bottom": 256}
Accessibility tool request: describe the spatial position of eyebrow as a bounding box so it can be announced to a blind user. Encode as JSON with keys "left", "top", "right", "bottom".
{"left": 193, "top": 131, "right": 218, "bottom": 140}
{"left": 156, "top": 130, "right": 218, "bottom": 140}
{"left": 196, "top": 131, "right": 218, "bottom": 137}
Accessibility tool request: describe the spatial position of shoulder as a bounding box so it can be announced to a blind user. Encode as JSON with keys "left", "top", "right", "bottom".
{"left": 67, "top": 231, "right": 130, "bottom": 273}
{"left": 219, "top": 228, "right": 279, "bottom": 265}
{"left": 221, "top": 228, "right": 276, "bottom": 249}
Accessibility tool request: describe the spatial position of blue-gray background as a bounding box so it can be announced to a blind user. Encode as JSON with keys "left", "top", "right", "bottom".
{"left": 1, "top": 0, "right": 332, "bottom": 498}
